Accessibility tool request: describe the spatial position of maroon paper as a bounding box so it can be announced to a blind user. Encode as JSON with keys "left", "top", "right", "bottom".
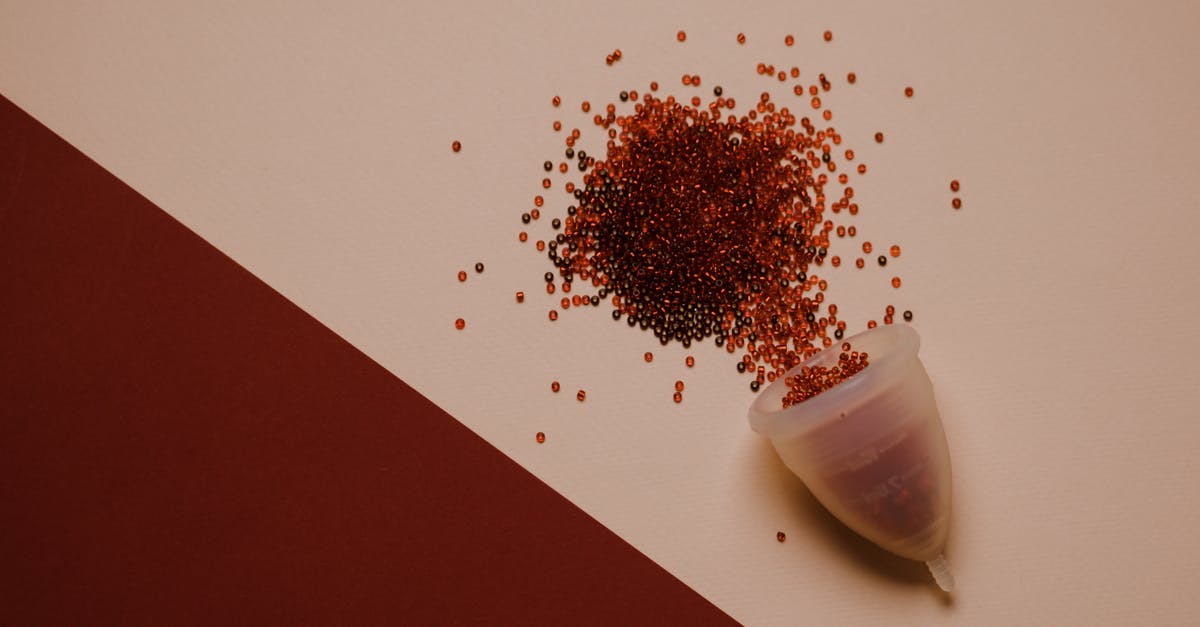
{"left": 0, "top": 94, "right": 736, "bottom": 626}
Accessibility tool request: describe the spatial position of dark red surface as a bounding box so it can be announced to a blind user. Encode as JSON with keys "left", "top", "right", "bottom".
{"left": 0, "top": 94, "right": 737, "bottom": 626}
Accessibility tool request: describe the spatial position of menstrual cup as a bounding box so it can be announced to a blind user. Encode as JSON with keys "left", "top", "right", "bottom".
{"left": 747, "top": 324, "right": 955, "bottom": 591}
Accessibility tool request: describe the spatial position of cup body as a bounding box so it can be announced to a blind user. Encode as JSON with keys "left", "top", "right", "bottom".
{"left": 748, "top": 324, "right": 952, "bottom": 562}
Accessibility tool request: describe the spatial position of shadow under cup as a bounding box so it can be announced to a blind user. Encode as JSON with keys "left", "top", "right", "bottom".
{"left": 747, "top": 324, "right": 954, "bottom": 589}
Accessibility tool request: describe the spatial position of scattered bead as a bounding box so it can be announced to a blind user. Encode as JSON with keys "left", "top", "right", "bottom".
{"left": 457, "top": 270, "right": 467, "bottom": 282}
{"left": 454, "top": 318, "right": 465, "bottom": 330}
{"left": 516, "top": 291, "right": 525, "bottom": 303}
{"left": 677, "top": 30, "right": 687, "bottom": 42}
{"left": 509, "top": 39, "right": 944, "bottom": 413}
{"left": 777, "top": 531, "right": 787, "bottom": 542}
{"left": 644, "top": 351, "right": 654, "bottom": 363}
{"left": 686, "top": 356, "right": 695, "bottom": 367}
{"left": 952, "top": 198, "right": 962, "bottom": 209}
{"left": 950, "top": 180, "right": 960, "bottom": 192}
{"left": 451, "top": 140, "right": 462, "bottom": 152}
{"left": 475, "top": 262, "right": 485, "bottom": 273}
{"left": 577, "top": 390, "right": 586, "bottom": 401}
{"left": 781, "top": 341, "right": 868, "bottom": 407}
{"left": 905, "top": 86, "right": 914, "bottom": 97}
{"left": 536, "top": 431, "right": 546, "bottom": 443}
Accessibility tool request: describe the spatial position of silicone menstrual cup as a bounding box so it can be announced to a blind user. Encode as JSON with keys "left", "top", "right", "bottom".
{"left": 747, "top": 324, "right": 955, "bottom": 591}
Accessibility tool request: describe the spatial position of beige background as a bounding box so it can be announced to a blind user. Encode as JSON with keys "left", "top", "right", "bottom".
{"left": 4, "top": 1, "right": 1200, "bottom": 624}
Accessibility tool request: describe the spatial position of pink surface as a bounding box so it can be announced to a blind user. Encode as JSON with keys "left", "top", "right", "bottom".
{"left": 3, "top": 1, "right": 1199, "bottom": 624}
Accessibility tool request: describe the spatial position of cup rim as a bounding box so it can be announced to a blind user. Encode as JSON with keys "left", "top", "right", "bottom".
{"left": 747, "top": 323, "right": 921, "bottom": 439}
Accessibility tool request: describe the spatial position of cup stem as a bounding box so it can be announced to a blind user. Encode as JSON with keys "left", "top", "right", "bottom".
{"left": 925, "top": 554, "right": 954, "bottom": 592}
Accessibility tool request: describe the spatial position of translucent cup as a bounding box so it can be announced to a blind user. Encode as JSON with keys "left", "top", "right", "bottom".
{"left": 747, "top": 324, "right": 955, "bottom": 591}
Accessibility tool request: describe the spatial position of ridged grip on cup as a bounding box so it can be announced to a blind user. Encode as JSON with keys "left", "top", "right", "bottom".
{"left": 748, "top": 324, "right": 952, "bottom": 563}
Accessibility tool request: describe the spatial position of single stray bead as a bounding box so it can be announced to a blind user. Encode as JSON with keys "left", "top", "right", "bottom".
{"left": 676, "top": 30, "right": 687, "bottom": 42}
{"left": 890, "top": 245, "right": 900, "bottom": 258}
{"left": 777, "top": 531, "right": 786, "bottom": 542}
{"left": 674, "top": 380, "right": 685, "bottom": 392}
{"left": 457, "top": 270, "right": 467, "bottom": 282}
{"left": 737, "top": 33, "right": 746, "bottom": 44}
{"left": 785, "top": 34, "right": 794, "bottom": 46}
{"left": 577, "top": 389, "right": 586, "bottom": 401}
{"left": 673, "top": 392, "right": 683, "bottom": 403}
{"left": 878, "top": 255, "right": 887, "bottom": 266}
{"left": 891, "top": 277, "right": 902, "bottom": 288}
{"left": 475, "top": 262, "right": 484, "bottom": 273}
{"left": 686, "top": 356, "right": 695, "bottom": 367}
{"left": 515, "top": 291, "right": 525, "bottom": 303}
{"left": 903, "top": 310, "right": 913, "bottom": 321}
{"left": 454, "top": 318, "right": 465, "bottom": 330}
{"left": 905, "top": 86, "right": 914, "bottom": 97}
{"left": 548, "top": 310, "right": 558, "bottom": 321}
{"left": 451, "top": 140, "right": 461, "bottom": 152}
{"left": 874, "top": 132, "right": 884, "bottom": 143}
{"left": 823, "top": 30, "right": 832, "bottom": 41}
{"left": 644, "top": 351, "right": 654, "bottom": 363}
{"left": 536, "top": 431, "right": 545, "bottom": 444}
{"left": 551, "top": 381, "right": 560, "bottom": 392}
{"left": 952, "top": 198, "right": 962, "bottom": 209}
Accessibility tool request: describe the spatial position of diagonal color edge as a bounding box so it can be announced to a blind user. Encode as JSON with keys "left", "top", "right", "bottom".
{"left": 0, "top": 94, "right": 737, "bottom": 626}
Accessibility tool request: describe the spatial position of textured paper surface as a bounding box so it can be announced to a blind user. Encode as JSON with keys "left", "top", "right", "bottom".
{"left": 3, "top": 1, "right": 1199, "bottom": 623}
{"left": 0, "top": 95, "right": 734, "bottom": 624}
